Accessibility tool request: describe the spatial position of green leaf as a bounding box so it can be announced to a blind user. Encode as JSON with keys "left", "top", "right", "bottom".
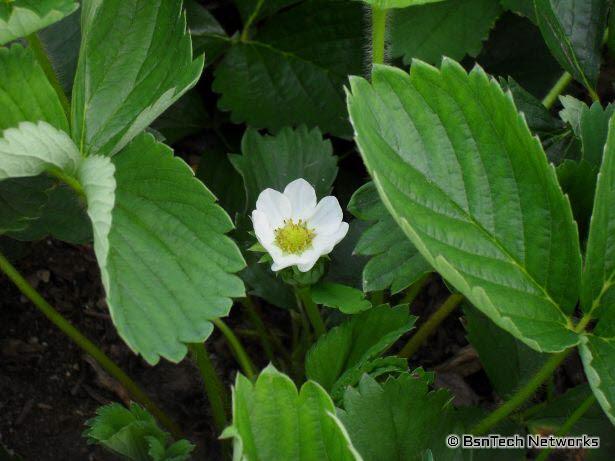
{"left": 337, "top": 373, "right": 452, "bottom": 461}
{"left": 349, "top": 182, "right": 431, "bottom": 293}
{"left": 234, "top": 0, "right": 301, "bottom": 22}
{"left": 84, "top": 403, "right": 194, "bottom": 461}
{"left": 390, "top": 0, "right": 502, "bottom": 65}
{"left": 8, "top": 184, "right": 91, "bottom": 244}
{"left": 499, "top": 0, "right": 536, "bottom": 22}
{"left": 185, "top": 0, "right": 229, "bottom": 62}
{"left": 71, "top": 0, "right": 204, "bottom": 157}
{"left": 0, "top": 43, "right": 68, "bottom": 132}
{"left": 231, "top": 126, "right": 338, "bottom": 212}
{"left": 0, "top": 0, "right": 78, "bottom": 45}
{"left": 464, "top": 304, "right": 546, "bottom": 398}
{"left": 362, "top": 0, "right": 447, "bottom": 9}
{"left": 581, "top": 115, "right": 615, "bottom": 318}
{"left": 311, "top": 282, "right": 371, "bottom": 314}
{"left": 526, "top": 384, "right": 615, "bottom": 460}
{"left": 579, "top": 334, "right": 615, "bottom": 426}
{"left": 347, "top": 62, "right": 581, "bottom": 353}
{"left": 82, "top": 134, "right": 245, "bottom": 364}
{"left": 0, "top": 121, "right": 80, "bottom": 179}
{"left": 535, "top": 0, "right": 608, "bottom": 92}
{"left": 0, "top": 177, "right": 52, "bottom": 234}
{"left": 305, "top": 304, "right": 415, "bottom": 392}
{"left": 213, "top": 0, "right": 364, "bottom": 137}
{"left": 221, "top": 365, "right": 361, "bottom": 461}
{"left": 556, "top": 159, "right": 596, "bottom": 241}
{"left": 151, "top": 89, "right": 210, "bottom": 145}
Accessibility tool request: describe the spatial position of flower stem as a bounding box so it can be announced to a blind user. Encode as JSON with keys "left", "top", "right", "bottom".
{"left": 0, "top": 250, "right": 182, "bottom": 438}
{"left": 371, "top": 7, "right": 387, "bottom": 66}
{"left": 212, "top": 318, "right": 257, "bottom": 380}
{"left": 398, "top": 293, "right": 464, "bottom": 359}
{"left": 296, "top": 286, "right": 326, "bottom": 338}
{"left": 534, "top": 394, "right": 595, "bottom": 461}
{"left": 25, "top": 33, "right": 70, "bottom": 117}
{"left": 399, "top": 273, "right": 431, "bottom": 307}
{"left": 240, "top": 0, "right": 264, "bottom": 42}
{"left": 189, "top": 342, "right": 228, "bottom": 433}
{"left": 240, "top": 297, "right": 275, "bottom": 361}
{"left": 542, "top": 72, "right": 573, "bottom": 109}
{"left": 470, "top": 349, "right": 572, "bottom": 435}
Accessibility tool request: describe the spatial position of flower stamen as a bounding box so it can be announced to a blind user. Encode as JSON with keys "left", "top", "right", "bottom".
{"left": 274, "top": 219, "right": 315, "bottom": 255}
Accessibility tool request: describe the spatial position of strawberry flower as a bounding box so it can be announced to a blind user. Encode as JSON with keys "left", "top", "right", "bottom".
{"left": 252, "top": 178, "right": 349, "bottom": 272}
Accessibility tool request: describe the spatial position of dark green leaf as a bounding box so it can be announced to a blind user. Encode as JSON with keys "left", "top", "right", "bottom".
{"left": 500, "top": 0, "right": 536, "bottom": 22}
{"left": 347, "top": 62, "right": 581, "bottom": 353}
{"left": 0, "top": 177, "right": 51, "bottom": 234}
{"left": 185, "top": 0, "right": 230, "bottom": 62}
{"left": 391, "top": 0, "right": 502, "bottom": 65}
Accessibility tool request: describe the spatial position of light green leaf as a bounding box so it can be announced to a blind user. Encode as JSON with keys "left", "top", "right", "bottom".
{"left": 0, "top": 177, "right": 52, "bottom": 234}
{"left": 221, "top": 365, "right": 361, "bottom": 461}
{"left": 348, "top": 182, "right": 431, "bottom": 293}
{"left": 311, "top": 282, "right": 371, "bottom": 314}
{"left": 0, "top": 43, "right": 68, "bottom": 132}
{"left": 579, "top": 334, "right": 615, "bottom": 426}
{"left": 71, "top": 0, "right": 204, "bottom": 157}
{"left": 464, "top": 305, "right": 546, "bottom": 398}
{"left": 347, "top": 62, "right": 581, "bottom": 353}
{"left": 581, "top": 115, "right": 615, "bottom": 319}
{"left": 535, "top": 0, "right": 608, "bottom": 92}
{"left": 337, "top": 373, "right": 452, "bottom": 461}
{"left": 391, "top": 0, "right": 502, "bottom": 65}
{"left": 306, "top": 304, "right": 415, "bottom": 392}
{"left": 213, "top": 0, "right": 364, "bottom": 137}
{"left": 0, "top": 121, "right": 80, "bottom": 179}
{"left": 82, "top": 134, "right": 245, "bottom": 364}
{"left": 0, "top": 0, "right": 78, "bottom": 45}
{"left": 230, "top": 126, "right": 338, "bottom": 212}
{"left": 84, "top": 402, "right": 194, "bottom": 461}
{"left": 362, "top": 0, "right": 446, "bottom": 9}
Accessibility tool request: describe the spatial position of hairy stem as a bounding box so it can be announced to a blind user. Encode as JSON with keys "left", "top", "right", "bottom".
{"left": 189, "top": 342, "right": 228, "bottom": 433}
{"left": 240, "top": 297, "right": 275, "bottom": 361}
{"left": 471, "top": 349, "right": 572, "bottom": 435}
{"left": 0, "top": 251, "right": 182, "bottom": 438}
{"left": 535, "top": 394, "right": 595, "bottom": 461}
{"left": 26, "top": 33, "right": 70, "bottom": 116}
{"left": 399, "top": 273, "right": 432, "bottom": 307}
{"left": 398, "top": 293, "right": 464, "bottom": 359}
{"left": 542, "top": 72, "right": 573, "bottom": 109}
{"left": 296, "top": 286, "right": 326, "bottom": 338}
{"left": 240, "top": 0, "right": 264, "bottom": 42}
{"left": 213, "top": 318, "right": 257, "bottom": 380}
{"left": 371, "top": 7, "right": 387, "bottom": 66}
{"left": 47, "top": 166, "right": 85, "bottom": 198}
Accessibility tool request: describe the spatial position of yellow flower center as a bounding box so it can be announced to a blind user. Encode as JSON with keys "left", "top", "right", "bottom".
{"left": 274, "top": 219, "right": 315, "bottom": 255}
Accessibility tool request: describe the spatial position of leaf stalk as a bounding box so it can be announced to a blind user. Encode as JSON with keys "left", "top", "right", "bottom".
{"left": 213, "top": 318, "right": 257, "bottom": 380}
{"left": 296, "top": 286, "right": 326, "bottom": 338}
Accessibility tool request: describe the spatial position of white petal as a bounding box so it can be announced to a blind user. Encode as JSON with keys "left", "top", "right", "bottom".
{"left": 283, "top": 178, "right": 317, "bottom": 220}
{"left": 297, "top": 255, "right": 320, "bottom": 272}
{"left": 308, "top": 196, "right": 343, "bottom": 235}
{"left": 252, "top": 210, "right": 275, "bottom": 246}
{"left": 312, "top": 221, "right": 349, "bottom": 255}
{"left": 255, "top": 188, "right": 291, "bottom": 228}
{"left": 271, "top": 253, "right": 301, "bottom": 271}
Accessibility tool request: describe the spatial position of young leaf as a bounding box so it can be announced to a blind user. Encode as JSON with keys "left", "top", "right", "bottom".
{"left": 84, "top": 402, "right": 194, "bottom": 461}
{"left": 347, "top": 62, "right": 581, "bottom": 353}
{"left": 0, "top": 0, "right": 78, "bottom": 45}
{"left": 581, "top": 115, "right": 615, "bottom": 318}
{"left": 305, "top": 304, "right": 415, "bottom": 393}
{"left": 311, "top": 282, "right": 371, "bottom": 314}
{"left": 349, "top": 182, "right": 431, "bottom": 293}
{"left": 0, "top": 121, "right": 80, "bottom": 179}
{"left": 221, "top": 365, "right": 361, "bottom": 461}
{"left": 231, "top": 126, "right": 338, "bottom": 212}
{"left": 0, "top": 44, "right": 68, "bottom": 131}
{"left": 534, "top": 0, "right": 608, "bottom": 93}
{"left": 390, "top": 0, "right": 502, "bottom": 65}
{"left": 464, "top": 305, "right": 546, "bottom": 398}
{"left": 579, "top": 334, "right": 615, "bottom": 426}
{"left": 213, "top": 0, "right": 364, "bottom": 137}
{"left": 71, "top": 0, "right": 204, "bottom": 157}
{"left": 337, "top": 373, "right": 452, "bottom": 461}
{"left": 81, "top": 134, "right": 245, "bottom": 364}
